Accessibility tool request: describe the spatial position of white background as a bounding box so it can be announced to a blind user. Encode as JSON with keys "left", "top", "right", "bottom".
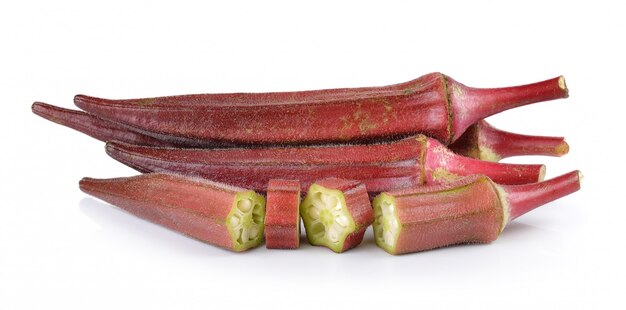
{"left": 1, "top": 1, "right": 624, "bottom": 309}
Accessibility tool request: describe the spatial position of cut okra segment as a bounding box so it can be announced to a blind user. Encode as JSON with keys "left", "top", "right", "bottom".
{"left": 79, "top": 173, "right": 266, "bottom": 252}
{"left": 302, "top": 186, "right": 354, "bottom": 251}
{"left": 372, "top": 177, "right": 503, "bottom": 255}
{"left": 226, "top": 191, "right": 266, "bottom": 252}
{"left": 265, "top": 179, "right": 301, "bottom": 249}
{"left": 372, "top": 171, "right": 582, "bottom": 254}
{"left": 300, "top": 178, "right": 373, "bottom": 253}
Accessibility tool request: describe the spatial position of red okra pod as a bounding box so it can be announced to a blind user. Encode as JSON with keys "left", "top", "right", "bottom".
{"left": 105, "top": 135, "right": 546, "bottom": 194}
{"left": 32, "top": 103, "right": 569, "bottom": 161}
{"left": 372, "top": 170, "right": 582, "bottom": 254}
{"left": 449, "top": 120, "right": 569, "bottom": 161}
{"left": 79, "top": 173, "right": 266, "bottom": 252}
{"left": 74, "top": 73, "right": 567, "bottom": 146}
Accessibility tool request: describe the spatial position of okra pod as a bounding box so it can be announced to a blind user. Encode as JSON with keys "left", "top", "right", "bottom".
{"left": 105, "top": 135, "right": 546, "bottom": 193}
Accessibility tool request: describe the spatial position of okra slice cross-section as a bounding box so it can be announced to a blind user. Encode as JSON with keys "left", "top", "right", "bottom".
{"left": 227, "top": 192, "right": 266, "bottom": 251}
{"left": 372, "top": 194, "right": 401, "bottom": 254}
{"left": 300, "top": 178, "right": 373, "bottom": 253}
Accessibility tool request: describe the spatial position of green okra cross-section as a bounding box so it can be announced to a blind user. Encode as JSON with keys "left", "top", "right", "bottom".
{"left": 300, "top": 178, "right": 373, "bottom": 253}
{"left": 227, "top": 191, "right": 266, "bottom": 252}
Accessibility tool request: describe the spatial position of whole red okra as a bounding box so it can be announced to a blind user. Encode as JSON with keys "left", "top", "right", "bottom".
{"left": 104, "top": 135, "right": 546, "bottom": 194}
{"left": 73, "top": 73, "right": 568, "bottom": 146}
{"left": 373, "top": 170, "right": 582, "bottom": 254}
{"left": 33, "top": 102, "right": 570, "bottom": 161}
{"left": 33, "top": 102, "right": 570, "bottom": 163}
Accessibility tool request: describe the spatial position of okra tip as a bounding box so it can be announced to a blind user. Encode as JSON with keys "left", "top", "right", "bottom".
{"left": 31, "top": 102, "right": 56, "bottom": 121}
{"left": 104, "top": 140, "right": 120, "bottom": 154}
{"left": 104, "top": 140, "right": 131, "bottom": 158}
{"left": 79, "top": 176, "right": 127, "bottom": 195}
{"left": 103, "top": 141, "right": 149, "bottom": 173}
{"left": 74, "top": 94, "right": 102, "bottom": 110}
{"left": 73, "top": 94, "right": 89, "bottom": 104}
{"left": 31, "top": 101, "right": 43, "bottom": 113}
{"left": 78, "top": 177, "right": 98, "bottom": 194}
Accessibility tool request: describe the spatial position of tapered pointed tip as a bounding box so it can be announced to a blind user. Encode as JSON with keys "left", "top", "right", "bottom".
{"left": 79, "top": 177, "right": 98, "bottom": 194}
{"left": 74, "top": 94, "right": 88, "bottom": 103}
{"left": 31, "top": 101, "right": 52, "bottom": 117}
{"left": 74, "top": 94, "right": 94, "bottom": 109}
{"left": 31, "top": 102, "right": 68, "bottom": 125}
{"left": 104, "top": 140, "right": 117, "bottom": 154}
{"left": 104, "top": 140, "right": 133, "bottom": 157}
{"left": 31, "top": 101, "right": 43, "bottom": 112}
{"left": 104, "top": 140, "right": 124, "bottom": 159}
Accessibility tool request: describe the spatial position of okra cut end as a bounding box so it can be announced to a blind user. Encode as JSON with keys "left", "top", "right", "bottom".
{"left": 226, "top": 191, "right": 266, "bottom": 252}
{"left": 558, "top": 76, "right": 568, "bottom": 97}
{"left": 372, "top": 193, "right": 401, "bottom": 255}
{"left": 301, "top": 184, "right": 358, "bottom": 253}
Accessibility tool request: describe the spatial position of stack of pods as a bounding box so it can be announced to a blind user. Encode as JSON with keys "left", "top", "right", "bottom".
{"left": 33, "top": 72, "right": 581, "bottom": 254}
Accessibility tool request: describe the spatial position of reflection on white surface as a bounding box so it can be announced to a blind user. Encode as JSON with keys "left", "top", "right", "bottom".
{"left": 76, "top": 196, "right": 570, "bottom": 277}
{"left": 79, "top": 197, "right": 235, "bottom": 257}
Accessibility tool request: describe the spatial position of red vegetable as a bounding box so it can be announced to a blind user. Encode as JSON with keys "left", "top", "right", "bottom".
{"left": 79, "top": 173, "right": 266, "bottom": 252}
{"left": 32, "top": 102, "right": 569, "bottom": 163}
{"left": 104, "top": 135, "right": 546, "bottom": 194}
{"left": 74, "top": 73, "right": 568, "bottom": 146}
{"left": 372, "top": 170, "right": 582, "bottom": 254}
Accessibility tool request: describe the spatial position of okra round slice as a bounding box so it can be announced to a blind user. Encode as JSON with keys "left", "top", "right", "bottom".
{"left": 372, "top": 193, "right": 401, "bottom": 254}
{"left": 265, "top": 180, "right": 301, "bottom": 249}
{"left": 226, "top": 191, "right": 266, "bottom": 252}
{"left": 300, "top": 178, "right": 373, "bottom": 253}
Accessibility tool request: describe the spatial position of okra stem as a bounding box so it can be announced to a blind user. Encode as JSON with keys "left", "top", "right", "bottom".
{"left": 502, "top": 170, "right": 582, "bottom": 221}
{"left": 449, "top": 120, "right": 569, "bottom": 161}
{"left": 448, "top": 76, "right": 568, "bottom": 141}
